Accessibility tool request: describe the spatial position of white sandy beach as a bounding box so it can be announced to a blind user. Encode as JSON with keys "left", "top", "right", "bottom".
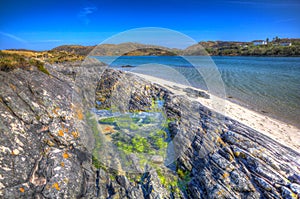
{"left": 131, "top": 72, "right": 300, "bottom": 152}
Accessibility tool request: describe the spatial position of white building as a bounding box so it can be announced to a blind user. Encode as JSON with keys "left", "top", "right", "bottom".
{"left": 280, "top": 42, "right": 292, "bottom": 46}
{"left": 252, "top": 40, "right": 267, "bottom": 46}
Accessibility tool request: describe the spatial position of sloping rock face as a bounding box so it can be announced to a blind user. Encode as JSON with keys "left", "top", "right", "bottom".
{"left": 96, "top": 69, "right": 300, "bottom": 199}
{"left": 0, "top": 65, "right": 95, "bottom": 198}
{"left": 0, "top": 64, "right": 299, "bottom": 199}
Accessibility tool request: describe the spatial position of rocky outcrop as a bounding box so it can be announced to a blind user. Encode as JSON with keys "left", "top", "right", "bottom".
{"left": 0, "top": 63, "right": 299, "bottom": 199}
{"left": 96, "top": 69, "right": 300, "bottom": 199}
{"left": 0, "top": 65, "right": 95, "bottom": 198}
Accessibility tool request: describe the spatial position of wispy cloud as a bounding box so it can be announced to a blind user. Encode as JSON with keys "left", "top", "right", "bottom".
{"left": 0, "top": 31, "right": 27, "bottom": 43}
{"left": 78, "top": 6, "right": 97, "bottom": 25}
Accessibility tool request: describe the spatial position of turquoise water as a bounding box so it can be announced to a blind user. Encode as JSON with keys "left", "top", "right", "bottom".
{"left": 95, "top": 56, "right": 300, "bottom": 127}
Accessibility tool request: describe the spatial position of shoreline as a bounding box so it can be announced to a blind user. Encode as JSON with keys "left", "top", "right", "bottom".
{"left": 223, "top": 94, "right": 300, "bottom": 129}
{"left": 130, "top": 71, "right": 300, "bottom": 151}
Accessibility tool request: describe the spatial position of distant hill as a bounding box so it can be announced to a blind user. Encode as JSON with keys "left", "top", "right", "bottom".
{"left": 183, "top": 41, "right": 250, "bottom": 56}
{"left": 18, "top": 38, "right": 300, "bottom": 57}
{"left": 183, "top": 40, "right": 300, "bottom": 56}
{"left": 52, "top": 43, "right": 181, "bottom": 56}
{"left": 52, "top": 45, "right": 95, "bottom": 56}
{"left": 123, "top": 48, "right": 177, "bottom": 56}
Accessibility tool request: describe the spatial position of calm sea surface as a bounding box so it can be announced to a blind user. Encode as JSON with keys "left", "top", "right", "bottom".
{"left": 95, "top": 56, "right": 300, "bottom": 127}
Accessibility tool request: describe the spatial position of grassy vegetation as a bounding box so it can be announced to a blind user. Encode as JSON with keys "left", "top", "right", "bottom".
{"left": 29, "top": 59, "right": 50, "bottom": 75}
{"left": 91, "top": 103, "right": 189, "bottom": 196}
{"left": 99, "top": 103, "right": 170, "bottom": 156}
{"left": 117, "top": 135, "right": 150, "bottom": 153}
{"left": 86, "top": 111, "right": 104, "bottom": 169}
{"left": 99, "top": 117, "right": 116, "bottom": 124}
{"left": 177, "top": 168, "right": 191, "bottom": 192}
{"left": 0, "top": 51, "right": 50, "bottom": 74}
{"left": 205, "top": 43, "right": 300, "bottom": 56}
{"left": 0, "top": 49, "right": 85, "bottom": 74}
{"left": 2, "top": 49, "right": 84, "bottom": 63}
{"left": 155, "top": 167, "right": 191, "bottom": 195}
{"left": 46, "top": 50, "right": 84, "bottom": 63}
{"left": 156, "top": 168, "right": 182, "bottom": 195}
{"left": 0, "top": 51, "right": 30, "bottom": 71}
{"left": 96, "top": 98, "right": 170, "bottom": 171}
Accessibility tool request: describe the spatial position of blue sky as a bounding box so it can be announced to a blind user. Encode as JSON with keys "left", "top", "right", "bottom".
{"left": 0, "top": 0, "right": 299, "bottom": 50}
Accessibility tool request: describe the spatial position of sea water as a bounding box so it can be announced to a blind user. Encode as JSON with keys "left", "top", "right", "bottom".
{"left": 95, "top": 56, "right": 300, "bottom": 128}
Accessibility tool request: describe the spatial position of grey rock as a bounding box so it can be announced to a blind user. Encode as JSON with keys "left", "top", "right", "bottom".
{"left": 1, "top": 65, "right": 300, "bottom": 199}
{"left": 0, "top": 66, "right": 95, "bottom": 198}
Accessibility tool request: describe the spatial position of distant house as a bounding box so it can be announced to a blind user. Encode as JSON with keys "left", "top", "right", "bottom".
{"left": 280, "top": 42, "right": 292, "bottom": 46}
{"left": 252, "top": 40, "right": 267, "bottom": 46}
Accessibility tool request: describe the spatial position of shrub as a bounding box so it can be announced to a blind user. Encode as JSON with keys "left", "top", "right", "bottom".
{"left": 29, "top": 59, "right": 50, "bottom": 75}
{"left": 0, "top": 51, "right": 50, "bottom": 75}
{"left": 0, "top": 51, "right": 29, "bottom": 71}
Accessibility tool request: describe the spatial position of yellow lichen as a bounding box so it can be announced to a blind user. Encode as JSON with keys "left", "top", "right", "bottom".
{"left": 62, "top": 152, "right": 69, "bottom": 159}
{"left": 228, "top": 154, "right": 234, "bottom": 162}
{"left": 52, "top": 182, "right": 60, "bottom": 191}
{"left": 222, "top": 172, "right": 230, "bottom": 178}
{"left": 217, "top": 190, "right": 224, "bottom": 196}
{"left": 19, "top": 187, "right": 25, "bottom": 193}
{"left": 9, "top": 84, "right": 16, "bottom": 91}
{"left": 234, "top": 151, "right": 246, "bottom": 158}
{"left": 52, "top": 107, "right": 60, "bottom": 115}
{"left": 60, "top": 162, "right": 65, "bottom": 167}
{"left": 44, "top": 139, "right": 55, "bottom": 147}
{"left": 216, "top": 137, "right": 226, "bottom": 146}
{"left": 234, "top": 151, "right": 240, "bottom": 157}
{"left": 74, "top": 108, "right": 84, "bottom": 120}
{"left": 98, "top": 97, "right": 106, "bottom": 103}
{"left": 71, "top": 131, "right": 79, "bottom": 138}
{"left": 11, "top": 149, "right": 20, "bottom": 155}
{"left": 58, "top": 129, "right": 64, "bottom": 137}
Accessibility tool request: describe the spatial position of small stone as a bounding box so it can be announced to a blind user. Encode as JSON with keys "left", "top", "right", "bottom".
{"left": 151, "top": 155, "right": 164, "bottom": 164}
{"left": 12, "top": 149, "right": 20, "bottom": 155}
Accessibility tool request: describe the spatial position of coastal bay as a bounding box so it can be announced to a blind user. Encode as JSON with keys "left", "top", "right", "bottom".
{"left": 2, "top": 0, "right": 300, "bottom": 197}
{"left": 97, "top": 56, "right": 300, "bottom": 129}
{"left": 131, "top": 72, "right": 300, "bottom": 151}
